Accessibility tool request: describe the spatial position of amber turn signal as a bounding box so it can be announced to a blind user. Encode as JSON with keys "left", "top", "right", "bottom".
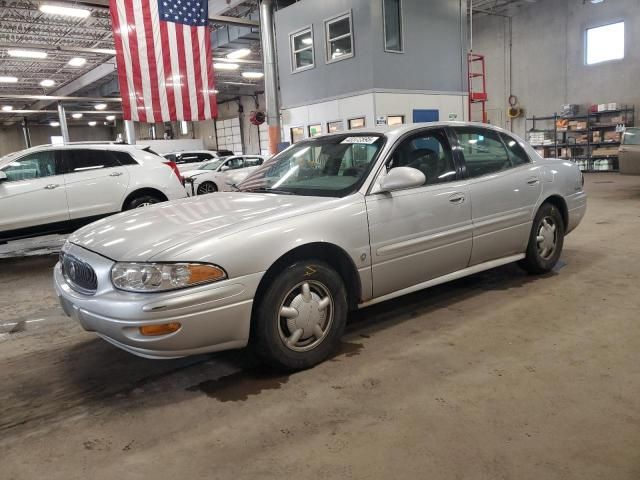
{"left": 139, "top": 322, "right": 181, "bottom": 336}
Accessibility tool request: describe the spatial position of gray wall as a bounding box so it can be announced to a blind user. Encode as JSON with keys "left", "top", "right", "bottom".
{"left": 474, "top": 0, "right": 640, "bottom": 137}
{"left": 275, "top": 0, "right": 466, "bottom": 108}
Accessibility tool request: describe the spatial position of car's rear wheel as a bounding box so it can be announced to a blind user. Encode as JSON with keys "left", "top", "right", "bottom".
{"left": 197, "top": 181, "right": 218, "bottom": 195}
{"left": 124, "top": 194, "right": 162, "bottom": 210}
{"left": 519, "top": 202, "right": 565, "bottom": 274}
{"left": 252, "top": 261, "right": 347, "bottom": 371}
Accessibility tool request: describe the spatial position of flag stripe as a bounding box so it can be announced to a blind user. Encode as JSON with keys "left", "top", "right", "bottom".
{"left": 109, "top": 0, "right": 132, "bottom": 121}
{"left": 122, "top": 0, "right": 147, "bottom": 123}
{"left": 175, "top": 24, "right": 192, "bottom": 121}
{"left": 183, "top": 27, "right": 199, "bottom": 121}
{"left": 158, "top": 20, "right": 177, "bottom": 120}
{"left": 133, "top": 0, "right": 156, "bottom": 122}
{"left": 115, "top": 0, "right": 139, "bottom": 121}
{"left": 139, "top": 0, "right": 163, "bottom": 122}
{"left": 197, "top": 27, "right": 210, "bottom": 120}
{"left": 147, "top": 0, "right": 169, "bottom": 120}
{"left": 204, "top": 31, "right": 217, "bottom": 118}
{"left": 190, "top": 27, "right": 205, "bottom": 120}
{"left": 167, "top": 23, "right": 184, "bottom": 120}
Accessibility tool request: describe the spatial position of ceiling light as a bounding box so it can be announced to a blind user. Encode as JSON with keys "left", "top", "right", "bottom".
{"left": 50, "top": 121, "right": 60, "bottom": 127}
{"left": 242, "top": 71, "right": 264, "bottom": 79}
{"left": 72, "top": 113, "right": 83, "bottom": 119}
{"left": 40, "top": 79, "right": 55, "bottom": 87}
{"left": 88, "top": 121, "right": 97, "bottom": 126}
{"left": 226, "top": 48, "right": 251, "bottom": 59}
{"left": 2, "top": 105, "right": 13, "bottom": 111}
{"left": 106, "top": 115, "right": 115, "bottom": 121}
{"left": 39, "top": 4, "right": 91, "bottom": 18}
{"left": 213, "top": 62, "right": 239, "bottom": 70}
{"left": 94, "top": 103, "right": 107, "bottom": 110}
{"left": 7, "top": 49, "right": 47, "bottom": 59}
{"left": 94, "top": 48, "right": 117, "bottom": 55}
{"left": 0, "top": 76, "right": 18, "bottom": 83}
{"left": 68, "top": 57, "right": 86, "bottom": 67}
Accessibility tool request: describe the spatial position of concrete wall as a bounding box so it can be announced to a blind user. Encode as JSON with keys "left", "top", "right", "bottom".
{"left": 473, "top": 0, "right": 640, "bottom": 137}
{"left": 0, "top": 125, "right": 113, "bottom": 157}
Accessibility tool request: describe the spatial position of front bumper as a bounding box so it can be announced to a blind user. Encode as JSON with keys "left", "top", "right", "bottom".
{"left": 54, "top": 242, "right": 262, "bottom": 359}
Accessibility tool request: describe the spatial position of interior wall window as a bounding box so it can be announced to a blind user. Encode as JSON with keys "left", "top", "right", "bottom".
{"left": 290, "top": 126, "right": 305, "bottom": 143}
{"left": 586, "top": 21, "right": 624, "bottom": 65}
{"left": 290, "top": 27, "right": 314, "bottom": 72}
{"left": 325, "top": 11, "right": 354, "bottom": 63}
{"left": 327, "top": 121, "right": 344, "bottom": 133}
{"left": 1, "top": 151, "right": 58, "bottom": 182}
{"left": 454, "top": 128, "right": 512, "bottom": 178}
{"left": 387, "top": 115, "right": 404, "bottom": 126}
{"left": 348, "top": 117, "right": 365, "bottom": 130}
{"left": 308, "top": 124, "right": 322, "bottom": 137}
{"left": 383, "top": 0, "right": 403, "bottom": 52}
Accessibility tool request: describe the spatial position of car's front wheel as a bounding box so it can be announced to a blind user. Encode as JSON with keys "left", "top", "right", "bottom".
{"left": 124, "top": 194, "right": 163, "bottom": 210}
{"left": 252, "top": 261, "right": 347, "bottom": 371}
{"left": 519, "top": 202, "right": 565, "bottom": 274}
{"left": 197, "top": 181, "right": 218, "bottom": 195}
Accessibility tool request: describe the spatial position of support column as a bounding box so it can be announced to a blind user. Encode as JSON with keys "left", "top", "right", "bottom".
{"left": 57, "top": 102, "right": 70, "bottom": 144}
{"left": 124, "top": 120, "right": 136, "bottom": 145}
{"left": 259, "top": 0, "right": 281, "bottom": 155}
{"left": 21, "top": 118, "right": 32, "bottom": 148}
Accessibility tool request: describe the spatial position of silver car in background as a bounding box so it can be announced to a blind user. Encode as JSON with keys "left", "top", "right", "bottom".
{"left": 54, "top": 123, "right": 587, "bottom": 370}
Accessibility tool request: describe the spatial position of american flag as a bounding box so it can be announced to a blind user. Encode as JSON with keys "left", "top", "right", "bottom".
{"left": 109, "top": 0, "right": 217, "bottom": 122}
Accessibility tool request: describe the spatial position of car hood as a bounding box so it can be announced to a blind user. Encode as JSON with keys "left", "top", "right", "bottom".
{"left": 181, "top": 169, "right": 210, "bottom": 179}
{"left": 68, "top": 192, "right": 339, "bottom": 261}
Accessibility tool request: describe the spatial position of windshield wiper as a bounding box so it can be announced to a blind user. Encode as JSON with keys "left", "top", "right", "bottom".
{"left": 242, "top": 187, "right": 293, "bottom": 195}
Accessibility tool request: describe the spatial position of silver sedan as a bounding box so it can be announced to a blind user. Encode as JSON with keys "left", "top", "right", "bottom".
{"left": 54, "top": 123, "right": 587, "bottom": 370}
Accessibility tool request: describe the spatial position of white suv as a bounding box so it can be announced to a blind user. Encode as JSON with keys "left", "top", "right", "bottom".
{"left": 162, "top": 149, "right": 235, "bottom": 173}
{"left": 0, "top": 143, "right": 187, "bottom": 242}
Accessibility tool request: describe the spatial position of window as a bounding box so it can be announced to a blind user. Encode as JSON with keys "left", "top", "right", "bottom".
{"left": 387, "top": 129, "right": 456, "bottom": 185}
{"left": 223, "top": 157, "right": 245, "bottom": 170}
{"left": 244, "top": 157, "right": 264, "bottom": 167}
{"left": 383, "top": 0, "right": 403, "bottom": 52}
{"left": 327, "top": 121, "right": 344, "bottom": 133}
{"left": 290, "top": 27, "right": 314, "bottom": 72}
{"left": 586, "top": 21, "right": 624, "bottom": 65}
{"left": 64, "top": 149, "right": 120, "bottom": 172}
{"left": 454, "top": 128, "right": 511, "bottom": 178}
{"left": 499, "top": 133, "right": 530, "bottom": 166}
{"left": 348, "top": 117, "right": 365, "bottom": 130}
{"left": 290, "top": 126, "right": 305, "bottom": 143}
{"left": 2, "top": 151, "right": 58, "bottom": 182}
{"left": 176, "top": 152, "right": 213, "bottom": 164}
{"left": 387, "top": 115, "right": 404, "bottom": 126}
{"left": 325, "top": 12, "right": 353, "bottom": 63}
{"left": 111, "top": 151, "right": 138, "bottom": 165}
{"left": 308, "top": 124, "right": 322, "bottom": 137}
{"left": 622, "top": 128, "right": 640, "bottom": 145}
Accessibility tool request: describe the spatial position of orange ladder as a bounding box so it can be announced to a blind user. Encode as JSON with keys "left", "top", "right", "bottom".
{"left": 468, "top": 53, "right": 488, "bottom": 123}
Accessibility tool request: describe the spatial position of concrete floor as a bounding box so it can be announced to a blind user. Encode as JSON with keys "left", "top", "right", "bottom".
{"left": 1, "top": 173, "right": 639, "bottom": 479}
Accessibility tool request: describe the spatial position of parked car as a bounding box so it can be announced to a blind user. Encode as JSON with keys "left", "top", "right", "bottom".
{"left": 162, "top": 150, "right": 235, "bottom": 173}
{"left": 182, "top": 155, "right": 266, "bottom": 195}
{"left": 55, "top": 123, "right": 586, "bottom": 370}
{"left": 619, "top": 127, "right": 640, "bottom": 174}
{"left": 0, "top": 144, "right": 186, "bottom": 242}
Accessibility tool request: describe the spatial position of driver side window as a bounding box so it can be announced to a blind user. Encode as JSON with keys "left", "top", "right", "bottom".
{"left": 2, "top": 151, "right": 58, "bottom": 182}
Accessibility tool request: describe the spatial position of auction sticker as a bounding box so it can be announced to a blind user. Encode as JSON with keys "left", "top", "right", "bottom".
{"left": 341, "top": 136, "right": 379, "bottom": 145}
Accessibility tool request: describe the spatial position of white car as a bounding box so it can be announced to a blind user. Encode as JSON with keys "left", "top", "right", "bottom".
{"left": 162, "top": 150, "right": 234, "bottom": 173}
{"left": 0, "top": 143, "right": 186, "bottom": 242}
{"left": 182, "top": 155, "right": 266, "bottom": 195}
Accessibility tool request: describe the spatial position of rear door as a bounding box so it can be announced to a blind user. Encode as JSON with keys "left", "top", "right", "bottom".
{"left": 0, "top": 150, "right": 69, "bottom": 233}
{"left": 62, "top": 148, "right": 130, "bottom": 220}
{"left": 450, "top": 126, "right": 542, "bottom": 265}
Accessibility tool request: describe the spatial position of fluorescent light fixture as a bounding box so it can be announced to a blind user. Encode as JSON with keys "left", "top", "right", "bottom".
{"left": 2, "top": 105, "right": 13, "bottom": 111}
{"left": 39, "top": 4, "right": 91, "bottom": 18}
{"left": 68, "top": 57, "right": 86, "bottom": 67}
{"left": 72, "top": 113, "right": 83, "bottom": 119}
{"left": 213, "top": 62, "right": 239, "bottom": 70}
{"left": 40, "top": 79, "right": 55, "bottom": 87}
{"left": 50, "top": 121, "right": 60, "bottom": 127}
{"left": 241, "top": 71, "right": 264, "bottom": 79}
{"left": 106, "top": 115, "right": 116, "bottom": 121}
{"left": 7, "top": 49, "right": 47, "bottom": 59}
{"left": 0, "top": 76, "right": 18, "bottom": 83}
{"left": 226, "top": 48, "right": 251, "bottom": 59}
{"left": 94, "top": 48, "right": 117, "bottom": 55}
{"left": 88, "top": 121, "right": 97, "bottom": 126}
{"left": 94, "top": 103, "right": 107, "bottom": 110}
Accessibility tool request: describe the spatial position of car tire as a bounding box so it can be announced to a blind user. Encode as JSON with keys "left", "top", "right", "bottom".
{"left": 252, "top": 261, "right": 348, "bottom": 371}
{"left": 519, "top": 202, "right": 565, "bottom": 274}
{"left": 124, "top": 194, "right": 162, "bottom": 210}
{"left": 197, "top": 181, "right": 218, "bottom": 195}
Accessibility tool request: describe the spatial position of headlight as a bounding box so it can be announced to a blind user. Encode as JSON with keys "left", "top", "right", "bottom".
{"left": 111, "top": 262, "right": 226, "bottom": 292}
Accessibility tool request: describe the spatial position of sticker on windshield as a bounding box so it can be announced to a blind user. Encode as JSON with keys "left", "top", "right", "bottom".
{"left": 341, "top": 136, "right": 378, "bottom": 145}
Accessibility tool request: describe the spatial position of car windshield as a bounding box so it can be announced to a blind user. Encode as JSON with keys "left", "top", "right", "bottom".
{"left": 200, "top": 159, "right": 224, "bottom": 171}
{"left": 237, "top": 134, "right": 385, "bottom": 197}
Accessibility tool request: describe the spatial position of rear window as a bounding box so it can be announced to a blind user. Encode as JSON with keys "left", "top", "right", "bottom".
{"left": 64, "top": 149, "right": 120, "bottom": 172}
{"left": 111, "top": 151, "right": 138, "bottom": 165}
{"left": 622, "top": 128, "right": 640, "bottom": 145}
{"left": 217, "top": 150, "right": 234, "bottom": 157}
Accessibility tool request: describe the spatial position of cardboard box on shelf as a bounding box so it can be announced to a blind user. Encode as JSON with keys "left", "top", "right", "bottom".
{"left": 604, "top": 131, "right": 621, "bottom": 142}
{"left": 597, "top": 104, "right": 607, "bottom": 112}
{"left": 608, "top": 103, "right": 619, "bottom": 111}
{"left": 592, "top": 131, "right": 602, "bottom": 142}
{"left": 592, "top": 147, "right": 619, "bottom": 156}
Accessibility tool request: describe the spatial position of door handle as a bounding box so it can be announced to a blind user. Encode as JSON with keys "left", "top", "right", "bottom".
{"left": 449, "top": 193, "right": 465, "bottom": 204}
{"left": 527, "top": 177, "right": 540, "bottom": 186}
{"left": 44, "top": 184, "right": 60, "bottom": 190}
{"left": 109, "top": 171, "right": 123, "bottom": 177}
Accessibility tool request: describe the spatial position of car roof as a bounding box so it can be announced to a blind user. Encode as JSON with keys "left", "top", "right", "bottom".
{"left": 0, "top": 142, "right": 153, "bottom": 166}
{"left": 162, "top": 150, "right": 220, "bottom": 155}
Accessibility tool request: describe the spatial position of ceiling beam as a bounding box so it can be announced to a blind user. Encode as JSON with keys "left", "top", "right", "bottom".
{"left": 0, "top": 110, "right": 122, "bottom": 114}
{"left": 0, "top": 94, "right": 121, "bottom": 102}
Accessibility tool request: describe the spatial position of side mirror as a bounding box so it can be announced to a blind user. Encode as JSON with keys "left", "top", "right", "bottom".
{"left": 220, "top": 165, "right": 230, "bottom": 172}
{"left": 377, "top": 167, "right": 425, "bottom": 193}
{"left": 0, "top": 171, "right": 7, "bottom": 183}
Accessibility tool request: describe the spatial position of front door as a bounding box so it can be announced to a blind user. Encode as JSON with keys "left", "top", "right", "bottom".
{"left": 451, "top": 126, "right": 543, "bottom": 265}
{"left": 366, "top": 127, "right": 473, "bottom": 298}
{"left": 0, "top": 150, "right": 69, "bottom": 234}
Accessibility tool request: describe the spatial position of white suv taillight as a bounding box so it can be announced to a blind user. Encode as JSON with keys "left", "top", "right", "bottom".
{"left": 163, "top": 161, "right": 183, "bottom": 183}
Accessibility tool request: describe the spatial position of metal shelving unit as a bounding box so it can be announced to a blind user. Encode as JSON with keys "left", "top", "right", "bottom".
{"left": 526, "top": 106, "right": 635, "bottom": 172}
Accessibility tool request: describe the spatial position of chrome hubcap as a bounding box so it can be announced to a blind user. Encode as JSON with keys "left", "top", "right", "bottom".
{"left": 536, "top": 216, "right": 557, "bottom": 260}
{"left": 278, "top": 281, "right": 333, "bottom": 352}
{"left": 136, "top": 201, "right": 154, "bottom": 208}
{"left": 198, "top": 183, "right": 216, "bottom": 194}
